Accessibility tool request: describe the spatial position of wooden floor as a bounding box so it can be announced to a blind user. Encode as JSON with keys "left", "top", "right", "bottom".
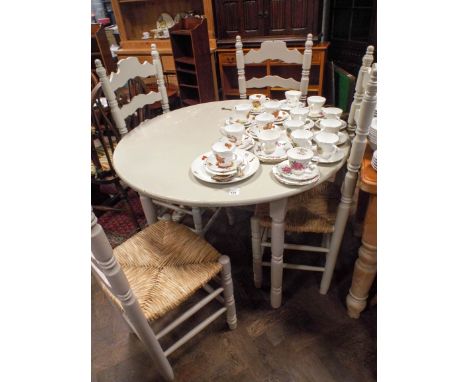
{"left": 92, "top": 207, "right": 376, "bottom": 382}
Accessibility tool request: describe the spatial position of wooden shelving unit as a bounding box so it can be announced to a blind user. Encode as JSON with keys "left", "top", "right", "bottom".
{"left": 170, "top": 17, "right": 215, "bottom": 105}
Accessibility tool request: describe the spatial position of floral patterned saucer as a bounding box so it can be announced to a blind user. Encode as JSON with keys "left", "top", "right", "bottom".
{"left": 272, "top": 160, "right": 320, "bottom": 185}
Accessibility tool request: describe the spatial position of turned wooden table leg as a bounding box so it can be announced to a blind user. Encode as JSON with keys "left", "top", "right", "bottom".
{"left": 346, "top": 193, "right": 377, "bottom": 318}
{"left": 269, "top": 198, "right": 288, "bottom": 309}
{"left": 139, "top": 195, "right": 158, "bottom": 225}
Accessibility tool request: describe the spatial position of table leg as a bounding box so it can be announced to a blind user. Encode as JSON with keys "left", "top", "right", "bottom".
{"left": 270, "top": 198, "right": 288, "bottom": 309}
{"left": 346, "top": 193, "right": 377, "bottom": 318}
{"left": 139, "top": 195, "right": 157, "bottom": 225}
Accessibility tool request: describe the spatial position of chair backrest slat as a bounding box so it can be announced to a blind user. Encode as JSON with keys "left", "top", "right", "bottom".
{"left": 236, "top": 34, "right": 313, "bottom": 102}
{"left": 95, "top": 43, "right": 170, "bottom": 136}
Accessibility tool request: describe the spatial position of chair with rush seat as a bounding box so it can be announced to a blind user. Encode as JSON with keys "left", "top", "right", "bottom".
{"left": 251, "top": 64, "right": 377, "bottom": 298}
{"left": 91, "top": 210, "right": 237, "bottom": 381}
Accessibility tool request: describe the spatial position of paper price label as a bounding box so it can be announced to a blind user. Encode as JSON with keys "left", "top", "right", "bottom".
{"left": 227, "top": 188, "right": 240, "bottom": 196}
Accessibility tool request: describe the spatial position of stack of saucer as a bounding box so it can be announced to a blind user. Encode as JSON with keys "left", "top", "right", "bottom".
{"left": 368, "top": 117, "right": 377, "bottom": 151}
{"left": 271, "top": 147, "right": 320, "bottom": 186}
{"left": 371, "top": 150, "right": 377, "bottom": 171}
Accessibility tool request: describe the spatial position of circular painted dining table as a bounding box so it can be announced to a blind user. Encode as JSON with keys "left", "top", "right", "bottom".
{"left": 113, "top": 99, "right": 350, "bottom": 308}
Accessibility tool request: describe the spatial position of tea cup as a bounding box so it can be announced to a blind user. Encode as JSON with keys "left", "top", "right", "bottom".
{"left": 234, "top": 103, "right": 251, "bottom": 122}
{"left": 285, "top": 90, "right": 302, "bottom": 106}
{"left": 319, "top": 118, "right": 342, "bottom": 134}
{"left": 307, "top": 96, "right": 326, "bottom": 113}
{"left": 263, "top": 100, "right": 281, "bottom": 117}
{"left": 249, "top": 93, "right": 267, "bottom": 110}
{"left": 291, "top": 129, "right": 313, "bottom": 148}
{"left": 290, "top": 107, "right": 309, "bottom": 121}
{"left": 284, "top": 119, "right": 305, "bottom": 136}
{"left": 142, "top": 31, "right": 150, "bottom": 39}
{"left": 322, "top": 107, "right": 343, "bottom": 120}
{"left": 258, "top": 129, "right": 281, "bottom": 155}
{"left": 211, "top": 141, "right": 237, "bottom": 168}
{"left": 287, "top": 147, "right": 314, "bottom": 175}
{"left": 314, "top": 131, "right": 339, "bottom": 158}
{"left": 254, "top": 112, "right": 276, "bottom": 130}
{"left": 219, "top": 123, "right": 245, "bottom": 144}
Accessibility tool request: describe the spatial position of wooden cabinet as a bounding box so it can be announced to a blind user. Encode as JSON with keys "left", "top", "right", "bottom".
{"left": 217, "top": 42, "right": 329, "bottom": 99}
{"left": 214, "top": 0, "right": 322, "bottom": 46}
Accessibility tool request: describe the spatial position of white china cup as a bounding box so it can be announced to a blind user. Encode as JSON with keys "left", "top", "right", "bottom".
{"left": 322, "top": 107, "right": 343, "bottom": 120}
{"left": 263, "top": 100, "right": 281, "bottom": 117}
{"left": 285, "top": 90, "right": 302, "bottom": 105}
{"left": 249, "top": 93, "right": 267, "bottom": 109}
{"left": 219, "top": 123, "right": 245, "bottom": 144}
{"left": 284, "top": 119, "right": 305, "bottom": 135}
{"left": 234, "top": 103, "right": 251, "bottom": 121}
{"left": 287, "top": 147, "right": 314, "bottom": 175}
{"left": 319, "top": 118, "right": 342, "bottom": 134}
{"left": 307, "top": 96, "right": 326, "bottom": 113}
{"left": 291, "top": 129, "right": 313, "bottom": 148}
{"left": 142, "top": 31, "right": 150, "bottom": 39}
{"left": 314, "top": 131, "right": 339, "bottom": 158}
{"left": 211, "top": 141, "right": 237, "bottom": 168}
{"left": 290, "top": 107, "right": 309, "bottom": 121}
{"left": 254, "top": 112, "right": 276, "bottom": 130}
{"left": 258, "top": 129, "right": 281, "bottom": 155}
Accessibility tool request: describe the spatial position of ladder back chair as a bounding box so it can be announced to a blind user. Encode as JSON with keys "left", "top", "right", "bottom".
{"left": 236, "top": 34, "right": 313, "bottom": 102}
{"left": 347, "top": 46, "right": 374, "bottom": 137}
{"left": 91, "top": 83, "right": 141, "bottom": 229}
{"left": 95, "top": 43, "right": 170, "bottom": 137}
{"left": 96, "top": 44, "right": 222, "bottom": 236}
{"left": 250, "top": 64, "right": 377, "bottom": 297}
{"left": 91, "top": 210, "right": 237, "bottom": 382}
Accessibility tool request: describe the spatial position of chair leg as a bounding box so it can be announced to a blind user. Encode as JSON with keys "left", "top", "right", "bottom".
{"left": 115, "top": 181, "right": 141, "bottom": 231}
{"left": 251, "top": 215, "right": 263, "bottom": 288}
{"left": 219, "top": 255, "right": 237, "bottom": 330}
{"left": 192, "top": 207, "right": 204, "bottom": 236}
{"left": 226, "top": 207, "right": 235, "bottom": 226}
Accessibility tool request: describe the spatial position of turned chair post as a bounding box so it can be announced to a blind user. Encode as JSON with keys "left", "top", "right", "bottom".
{"left": 91, "top": 210, "right": 174, "bottom": 381}
{"left": 347, "top": 46, "right": 374, "bottom": 137}
{"left": 151, "top": 43, "right": 170, "bottom": 114}
{"left": 95, "top": 59, "right": 129, "bottom": 136}
{"left": 236, "top": 36, "right": 247, "bottom": 99}
{"left": 300, "top": 33, "right": 313, "bottom": 102}
{"left": 320, "top": 64, "right": 377, "bottom": 295}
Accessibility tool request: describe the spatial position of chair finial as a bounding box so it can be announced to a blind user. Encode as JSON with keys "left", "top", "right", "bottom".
{"left": 151, "top": 43, "right": 159, "bottom": 59}
{"left": 363, "top": 45, "right": 374, "bottom": 67}
{"left": 95, "top": 59, "right": 103, "bottom": 69}
{"left": 235, "top": 35, "right": 242, "bottom": 49}
{"left": 305, "top": 33, "right": 313, "bottom": 49}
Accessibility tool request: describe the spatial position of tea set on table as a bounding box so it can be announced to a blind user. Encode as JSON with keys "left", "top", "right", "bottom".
{"left": 190, "top": 90, "right": 350, "bottom": 186}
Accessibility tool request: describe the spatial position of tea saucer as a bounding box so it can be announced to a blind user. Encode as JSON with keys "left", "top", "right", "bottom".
{"left": 272, "top": 163, "right": 320, "bottom": 186}
{"left": 312, "top": 131, "right": 348, "bottom": 145}
{"left": 315, "top": 146, "right": 346, "bottom": 164}
{"left": 218, "top": 135, "right": 255, "bottom": 151}
{"left": 279, "top": 100, "right": 305, "bottom": 111}
{"left": 308, "top": 110, "right": 323, "bottom": 119}
{"left": 225, "top": 115, "right": 255, "bottom": 126}
{"left": 249, "top": 106, "right": 264, "bottom": 115}
{"left": 192, "top": 150, "right": 260, "bottom": 184}
{"left": 253, "top": 141, "right": 293, "bottom": 163}
{"left": 274, "top": 160, "right": 320, "bottom": 181}
{"left": 316, "top": 118, "right": 347, "bottom": 130}
{"left": 205, "top": 153, "right": 240, "bottom": 174}
{"left": 246, "top": 125, "right": 280, "bottom": 140}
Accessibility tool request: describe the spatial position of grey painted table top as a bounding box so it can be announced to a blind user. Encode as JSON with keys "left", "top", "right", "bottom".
{"left": 113, "top": 100, "right": 349, "bottom": 207}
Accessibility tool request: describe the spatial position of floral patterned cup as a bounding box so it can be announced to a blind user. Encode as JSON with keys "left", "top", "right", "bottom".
{"left": 249, "top": 94, "right": 267, "bottom": 110}
{"left": 258, "top": 129, "right": 281, "bottom": 155}
{"left": 219, "top": 123, "right": 245, "bottom": 144}
{"left": 287, "top": 147, "right": 314, "bottom": 175}
{"left": 211, "top": 141, "right": 237, "bottom": 168}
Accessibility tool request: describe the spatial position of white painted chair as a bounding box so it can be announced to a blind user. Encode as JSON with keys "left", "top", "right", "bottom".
{"left": 251, "top": 64, "right": 377, "bottom": 297}
{"left": 235, "top": 34, "right": 313, "bottom": 102}
{"left": 347, "top": 46, "right": 374, "bottom": 137}
{"left": 91, "top": 210, "right": 237, "bottom": 382}
{"left": 96, "top": 44, "right": 222, "bottom": 236}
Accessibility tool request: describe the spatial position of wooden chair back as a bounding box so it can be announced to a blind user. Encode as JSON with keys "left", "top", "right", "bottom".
{"left": 347, "top": 45, "right": 374, "bottom": 136}
{"left": 235, "top": 34, "right": 313, "bottom": 102}
{"left": 95, "top": 43, "right": 169, "bottom": 136}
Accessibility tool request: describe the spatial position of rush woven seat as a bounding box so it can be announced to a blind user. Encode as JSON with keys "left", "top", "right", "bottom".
{"left": 255, "top": 182, "right": 341, "bottom": 234}
{"left": 107, "top": 220, "right": 222, "bottom": 321}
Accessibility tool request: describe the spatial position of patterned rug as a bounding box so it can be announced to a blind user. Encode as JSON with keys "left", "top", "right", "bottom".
{"left": 97, "top": 191, "right": 147, "bottom": 247}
